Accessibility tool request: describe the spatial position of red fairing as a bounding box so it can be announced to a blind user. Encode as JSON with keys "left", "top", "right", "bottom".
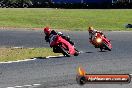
{"left": 102, "top": 35, "right": 112, "bottom": 49}
{"left": 50, "top": 35, "right": 76, "bottom": 55}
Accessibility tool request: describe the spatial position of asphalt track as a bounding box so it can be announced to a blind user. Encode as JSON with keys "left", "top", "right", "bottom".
{"left": 0, "top": 29, "right": 132, "bottom": 88}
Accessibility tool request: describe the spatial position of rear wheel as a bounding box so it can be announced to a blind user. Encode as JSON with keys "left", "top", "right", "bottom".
{"left": 59, "top": 46, "right": 70, "bottom": 57}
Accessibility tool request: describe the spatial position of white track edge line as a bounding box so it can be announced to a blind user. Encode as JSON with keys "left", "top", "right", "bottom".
{"left": 46, "top": 55, "right": 63, "bottom": 58}
{"left": 0, "top": 58, "right": 36, "bottom": 64}
{"left": 0, "top": 55, "right": 63, "bottom": 64}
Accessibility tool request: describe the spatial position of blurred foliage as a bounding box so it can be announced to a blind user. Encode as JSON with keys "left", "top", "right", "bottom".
{"left": 0, "top": 0, "right": 49, "bottom": 3}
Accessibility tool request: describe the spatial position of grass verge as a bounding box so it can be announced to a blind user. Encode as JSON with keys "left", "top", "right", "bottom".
{"left": 0, "top": 8, "right": 132, "bottom": 31}
{"left": 0, "top": 47, "right": 60, "bottom": 62}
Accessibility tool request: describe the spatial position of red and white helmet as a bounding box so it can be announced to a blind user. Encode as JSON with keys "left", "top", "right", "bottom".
{"left": 44, "top": 27, "right": 51, "bottom": 35}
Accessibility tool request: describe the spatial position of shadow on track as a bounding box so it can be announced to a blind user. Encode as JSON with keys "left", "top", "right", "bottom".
{"left": 85, "top": 51, "right": 93, "bottom": 53}
{"left": 33, "top": 50, "right": 109, "bottom": 60}
{"left": 98, "top": 50, "right": 108, "bottom": 52}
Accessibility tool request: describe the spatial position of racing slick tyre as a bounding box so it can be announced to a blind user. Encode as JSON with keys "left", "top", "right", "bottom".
{"left": 99, "top": 44, "right": 104, "bottom": 52}
{"left": 108, "top": 48, "right": 111, "bottom": 51}
{"left": 103, "top": 43, "right": 111, "bottom": 51}
{"left": 100, "top": 47, "right": 103, "bottom": 51}
{"left": 59, "top": 46, "right": 70, "bottom": 57}
{"left": 74, "top": 51, "right": 79, "bottom": 56}
{"left": 74, "top": 48, "right": 79, "bottom": 56}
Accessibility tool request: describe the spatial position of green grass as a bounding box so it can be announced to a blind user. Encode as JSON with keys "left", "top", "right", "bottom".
{"left": 0, "top": 48, "right": 60, "bottom": 62}
{"left": 0, "top": 8, "right": 132, "bottom": 31}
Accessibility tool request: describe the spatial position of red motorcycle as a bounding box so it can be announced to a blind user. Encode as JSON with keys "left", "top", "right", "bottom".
{"left": 50, "top": 35, "right": 79, "bottom": 57}
{"left": 91, "top": 33, "right": 112, "bottom": 51}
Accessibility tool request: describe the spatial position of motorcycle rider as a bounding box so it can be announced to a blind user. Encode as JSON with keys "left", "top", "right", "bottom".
{"left": 88, "top": 26, "right": 105, "bottom": 45}
{"left": 44, "top": 27, "right": 74, "bottom": 52}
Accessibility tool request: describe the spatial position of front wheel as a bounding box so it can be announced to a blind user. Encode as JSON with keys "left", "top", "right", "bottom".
{"left": 108, "top": 48, "right": 111, "bottom": 51}
{"left": 103, "top": 43, "right": 112, "bottom": 51}
{"left": 74, "top": 48, "right": 79, "bottom": 56}
{"left": 100, "top": 47, "right": 103, "bottom": 51}
{"left": 74, "top": 51, "right": 79, "bottom": 56}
